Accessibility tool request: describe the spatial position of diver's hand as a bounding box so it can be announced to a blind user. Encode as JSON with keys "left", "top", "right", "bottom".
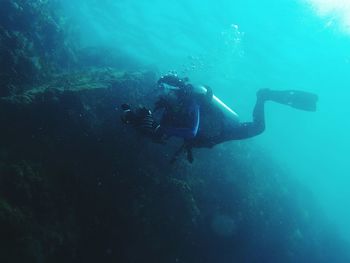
{"left": 135, "top": 109, "right": 157, "bottom": 135}
{"left": 121, "top": 104, "right": 166, "bottom": 143}
{"left": 134, "top": 108, "right": 166, "bottom": 143}
{"left": 120, "top": 104, "right": 155, "bottom": 130}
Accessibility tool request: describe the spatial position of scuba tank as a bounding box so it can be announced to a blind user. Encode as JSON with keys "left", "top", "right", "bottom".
{"left": 194, "top": 85, "right": 240, "bottom": 125}
{"left": 157, "top": 74, "right": 240, "bottom": 125}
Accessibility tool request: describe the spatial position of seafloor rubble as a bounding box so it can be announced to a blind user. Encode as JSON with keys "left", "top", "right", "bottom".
{"left": 0, "top": 68, "right": 349, "bottom": 263}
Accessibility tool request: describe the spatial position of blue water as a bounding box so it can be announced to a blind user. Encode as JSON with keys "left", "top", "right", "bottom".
{"left": 63, "top": 0, "right": 350, "bottom": 242}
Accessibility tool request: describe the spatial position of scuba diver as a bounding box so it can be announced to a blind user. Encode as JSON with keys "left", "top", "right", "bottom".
{"left": 121, "top": 74, "right": 318, "bottom": 163}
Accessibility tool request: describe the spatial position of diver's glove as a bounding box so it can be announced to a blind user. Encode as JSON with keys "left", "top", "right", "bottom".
{"left": 136, "top": 109, "right": 166, "bottom": 143}
{"left": 136, "top": 108, "right": 158, "bottom": 135}
{"left": 121, "top": 104, "right": 165, "bottom": 143}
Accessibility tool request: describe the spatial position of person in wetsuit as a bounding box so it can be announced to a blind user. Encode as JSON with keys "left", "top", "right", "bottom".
{"left": 121, "top": 75, "right": 204, "bottom": 143}
{"left": 121, "top": 74, "right": 318, "bottom": 162}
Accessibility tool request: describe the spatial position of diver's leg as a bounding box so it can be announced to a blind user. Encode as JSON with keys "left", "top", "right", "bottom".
{"left": 210, "top": 90, "right": 267, "bottom": 143}
{"left": 251, "top": 89, "right": 266, "bottom": 134}
{"left": 231, "top": 89, "right": 266, "bottom": 139}
{"left": 213, "top": 88, "right": 319, "bottom": 144}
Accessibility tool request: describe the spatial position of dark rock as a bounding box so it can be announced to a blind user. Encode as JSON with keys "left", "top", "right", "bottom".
{"left": 0, "top": 68, "right": 349, "bottom": 263}
{"left": 0, "top": 0, "right": 78, "bottom": 97}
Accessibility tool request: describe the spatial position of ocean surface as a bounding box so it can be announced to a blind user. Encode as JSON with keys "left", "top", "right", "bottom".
{"left": 1, "top": 0, "right": 350, "bottom": 262}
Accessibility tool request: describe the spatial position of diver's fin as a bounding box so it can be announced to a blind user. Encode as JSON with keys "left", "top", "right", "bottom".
{"left": 268, "top": 89, "right": 318, "bottom": 112}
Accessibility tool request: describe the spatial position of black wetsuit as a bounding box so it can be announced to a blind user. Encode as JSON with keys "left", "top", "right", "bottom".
{"left": 185, "top": 94, "right": 266, "bottom": 148}
{"left": 156, "top": 74, "right": 266, "bottom": 149}
{"left": 123, "top": 75, "right": 317, "bottom": 162}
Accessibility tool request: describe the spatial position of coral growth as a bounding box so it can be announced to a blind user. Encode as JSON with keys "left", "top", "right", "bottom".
{"left": 0, "top": 0, "right": 76, "bottom": 96}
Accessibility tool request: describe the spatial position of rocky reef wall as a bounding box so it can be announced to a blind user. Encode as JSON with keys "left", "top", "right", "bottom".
{"left": 1, "top": 1, "right": 350, "bottom": 262}
{"left": 0, "top": 0, "right": 77, "bottom": 97}
{"left": 0, "top": 69, "right": 349, "bottom": 263}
